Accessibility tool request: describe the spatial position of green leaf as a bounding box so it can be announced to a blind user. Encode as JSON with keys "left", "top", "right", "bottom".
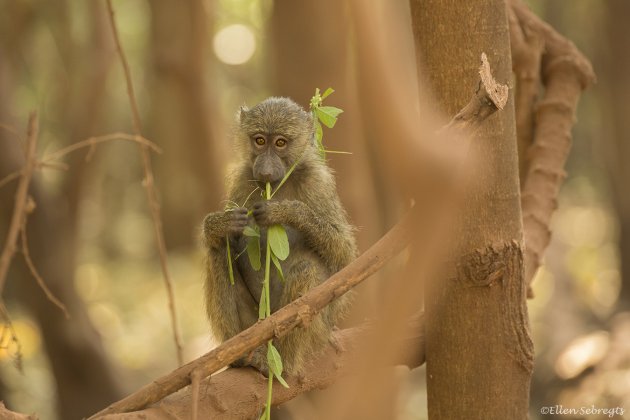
{"left": 247, "top": 236, "right": 261, "bottom": 271}
{"left": 271, "top": 253, "right": 285, "bottom": 283}
{"left": 259, "top": 288, "right": 266, "bottom": 319}
{"left": 267, "top": 343, "right": 283, "bottom": 375}
{"left": 243, "top": 226, "right": 260, "bottom": 237}
{"left": 226, "top": 236, "right": 234, "bottom": 285}
{"left": 316, "top": 106, "right": 343, "bottom": 128}
{"left": 275, "top": 372, "right": 289, "bottom": 388}
{"left": 321, "top": 87, "right": 335, "bottom": 100}
{"left": 268, "top": 224, "right": 289, "bottom": 260}
{"left": 267, "top": 343, "right": 289, "bottom": 388}
{"left": 314, "top": 119, "right": 323, "bottom": 143}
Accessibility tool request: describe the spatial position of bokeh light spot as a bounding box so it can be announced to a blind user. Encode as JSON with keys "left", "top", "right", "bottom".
{"left": 213, "top": 24, "right": 256, "bottom": 65}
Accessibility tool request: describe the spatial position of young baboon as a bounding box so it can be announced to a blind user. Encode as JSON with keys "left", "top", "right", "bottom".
{"left": 202, "top": 97, "right": 357, "bottom": 375}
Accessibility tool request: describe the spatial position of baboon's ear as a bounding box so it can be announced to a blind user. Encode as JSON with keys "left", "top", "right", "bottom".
{"left": 237, "top": 105, "right": 249, "bottom": 123}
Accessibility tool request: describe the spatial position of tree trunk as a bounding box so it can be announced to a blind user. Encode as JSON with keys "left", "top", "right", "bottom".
{"left": 409, "top": 1, "right": 534, "bottom": 418}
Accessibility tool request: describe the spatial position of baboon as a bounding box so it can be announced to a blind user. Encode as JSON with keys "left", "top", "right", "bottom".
{"left": 202, "top": 97, "right": 357, "bottom": 375}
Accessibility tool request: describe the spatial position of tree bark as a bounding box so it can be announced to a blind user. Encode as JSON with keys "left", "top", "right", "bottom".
{"left": 410, "top": 1, "right": 534, "bottom": 418}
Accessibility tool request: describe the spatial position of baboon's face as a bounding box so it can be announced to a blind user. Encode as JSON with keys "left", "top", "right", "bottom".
{"left": 238, "top": 97, "right": 313, "bottom": 184}
{"left": 249, "top": 132, "right": 289, "bottom": 183}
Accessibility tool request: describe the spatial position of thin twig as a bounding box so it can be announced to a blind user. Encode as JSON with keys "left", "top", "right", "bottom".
{"left": 44, "top": 132, "right": 162, "bottom": 162}
{"left": 0, "top": 132, "right": 162, "bottom": 190}
{"left": 0, "top": 122, "right": 24, "bottom": 144}
{"left": 105, "top": 0, "right": 184, "bottom": 366}
{"left": 20, "top": 220, "right": 70, "bottom": 319}
{"left": 0, "top": 113, "right": 39, "bottom": 296}
{"left": 0, "top": 171, "right": 21, "bottom": 190}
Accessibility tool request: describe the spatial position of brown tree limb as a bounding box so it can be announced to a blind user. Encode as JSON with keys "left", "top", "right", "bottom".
{"left": 508, "top": 0, "right": 596, "bottom": 290}
{"left": 99, "top": 315, "right": 425, "bottom": 419}
{"left": 0, "top": 113, "right": 38, "bottom": 295}
{"left": 105, "top": 0, "right": 184, "bottom": 366}
{"left": 508, "top": 5, "right": 544, "bottom": 182}
{"left": 89, "top": 211, "right": 415, "bottom": 418}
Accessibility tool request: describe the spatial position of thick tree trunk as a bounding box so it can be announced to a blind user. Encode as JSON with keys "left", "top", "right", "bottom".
{"left": 410, "top": 1, "right": 534, "bottom": 418}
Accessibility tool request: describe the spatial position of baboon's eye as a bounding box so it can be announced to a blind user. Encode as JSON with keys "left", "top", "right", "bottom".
{"left": 275, "top": 138, "right": 287, "bottom": 148}
{"left": 255, "top": 136, "right": 266, "bottom": 146}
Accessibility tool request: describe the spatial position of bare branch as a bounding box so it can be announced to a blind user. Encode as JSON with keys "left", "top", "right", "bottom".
{"left": 105, "top": 0, "right": 184, "bottom": 366}
{"left": 0, "top": 133, "right": 162, "bottom": 191}
{"left": 20, "top": 219, "right": 70, "bottom": 319}
{"left": 0, "top": 113, "right": 39, "bottom": 296}
{"left": 99, "top": 315, "right": 425, "bottom": 419}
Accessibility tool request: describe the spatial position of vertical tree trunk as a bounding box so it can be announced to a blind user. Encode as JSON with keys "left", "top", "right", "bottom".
{"left": 409, "top": 1, "right": 534, "bottom": 418}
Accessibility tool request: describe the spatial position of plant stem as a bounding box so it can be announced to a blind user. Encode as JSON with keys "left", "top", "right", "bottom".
{"left": 264, "top": 182, "right": 273, "bottom": 419}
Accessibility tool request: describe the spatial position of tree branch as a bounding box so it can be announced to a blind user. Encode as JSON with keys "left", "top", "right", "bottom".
{"left": 0, "top": 113, "right": 38, "bottom": 295}
{"left": 508, "top": 0, "right": 596, "bottom": 291}
{"left": 105, "top": 0, "right": 184, "bottom": 366}
{"left": 99, "top": 315, "right": 425, "bottom": 419}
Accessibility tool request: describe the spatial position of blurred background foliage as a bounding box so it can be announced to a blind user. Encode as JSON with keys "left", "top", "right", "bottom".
{"left": 0, "top": 0, "right": 628, "bottom": 419}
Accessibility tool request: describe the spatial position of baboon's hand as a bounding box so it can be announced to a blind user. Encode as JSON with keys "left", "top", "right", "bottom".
{"left": 225, "top": 207, "right": 249, "bottom": 234}
{"left": 252, "top": 201, "right": 282, "bottom": 226}
{"left": 203, "top": 207, "right": 248, "bottom": 240}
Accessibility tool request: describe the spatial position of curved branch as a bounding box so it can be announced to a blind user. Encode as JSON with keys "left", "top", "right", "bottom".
{"left": 508, "top": 0, "right": 596, "bottom": 290}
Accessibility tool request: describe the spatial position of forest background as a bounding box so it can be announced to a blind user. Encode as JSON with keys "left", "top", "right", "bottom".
{"left": 0, "top": 0, "right": 628, "bottom": 419}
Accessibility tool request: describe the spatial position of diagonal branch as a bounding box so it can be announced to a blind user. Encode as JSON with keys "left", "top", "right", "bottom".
{"left": 100, "top": 315, "right": 425, "bottom": 419}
